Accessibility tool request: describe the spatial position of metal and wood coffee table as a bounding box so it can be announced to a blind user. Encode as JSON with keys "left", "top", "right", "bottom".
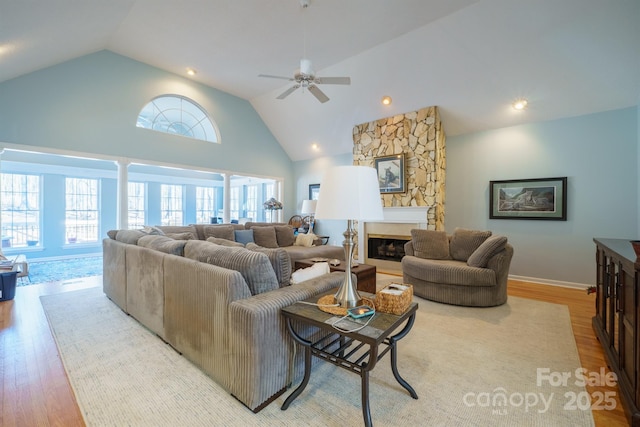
{"left": 280, "top": 291, "right": 418, "bottom": 427}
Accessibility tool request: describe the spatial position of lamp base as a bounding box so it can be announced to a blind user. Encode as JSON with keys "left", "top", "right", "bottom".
{"left": 333, "top": 219, "right": 362, "bottom": 308}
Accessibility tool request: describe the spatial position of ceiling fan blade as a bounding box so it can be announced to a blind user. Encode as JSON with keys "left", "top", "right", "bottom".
{"left": 314, "top": 76, "right": 351, "bottom": 85}
{"left": 277, "top": 85, "right": 300, "bottom": 99}
{"left": 258, "top": 74, "right": 294, "bottom": 81}
{"left": 308, "top": 85, "right": 329, "bottom": 103}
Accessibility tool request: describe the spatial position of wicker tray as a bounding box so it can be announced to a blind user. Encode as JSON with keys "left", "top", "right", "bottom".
{"left": 317, "top": 294, "right": 375, "bottom": 316}
{"left": 374, "top": 283, "right": 413, "bottom": 315}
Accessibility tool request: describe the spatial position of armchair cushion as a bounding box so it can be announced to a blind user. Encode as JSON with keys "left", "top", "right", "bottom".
{"left": 467, "top": 235, "right": 508, "bottom": 268}
{"left": 449, "top": 228, "right": 492, "bottom": 261}
{"left": 410, "top": 229, "right": 450, "bottom": 260}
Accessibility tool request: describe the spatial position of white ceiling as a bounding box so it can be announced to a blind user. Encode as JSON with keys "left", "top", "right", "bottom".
{"left": 1, "top": 0, "right": 639, "bottom": 161}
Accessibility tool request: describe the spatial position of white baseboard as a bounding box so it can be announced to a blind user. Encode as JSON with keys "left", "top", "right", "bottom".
{"left": 509, "top": 274, "right": 592, "bottom": 290}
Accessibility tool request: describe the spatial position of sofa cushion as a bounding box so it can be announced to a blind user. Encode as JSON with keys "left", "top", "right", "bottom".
{"left": 206, "top": 237, "right": 245, "bottom": 248}
{"left": 165, "top": 232, "right": 195, "bottom": 240}
{"left": 467, "top": 235, "right": 508, "bottom": 268}
{"left": 184, "top": 240, "right": 279, "bottom": 296}
{"left": 234, "top": 229, "right": 255, "bottom": 245}
{"left": 141, "top": 225, "right": 166, "bottom": 235}
{"left": 154, "top": 225, "right": 197, "bottom": 239}
{"left": 274, "top": 225, "right": 296, "bottom": 247}
{"left": 410, "top": 229, "right": 450, "bottom": 260}
{"left": 204, "top": 225, "right": 235, "bottom": 241}
{"left": 449, "top": 228, "right": 493, "bottom": 262}
{"left": 115, "top": 229, "right": 146, "bottom": 245}
{"left": 138, "top": 234, "right": 188, "bottom": 256}
{"left": 294, "top": 233, "right": 316, "bottom": 248}
{"left": 246, "top": 242, "right": 292, "bottom": 287}
{"left": 251, "top": 226, "right": 278, "bottom": 248}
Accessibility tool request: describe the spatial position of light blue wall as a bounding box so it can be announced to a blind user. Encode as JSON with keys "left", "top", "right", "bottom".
{"left": 446, "top": 107, "right": 638, "bottom": 286}
{"left": 0, "top": 50, "right": 296, "bottom": 217}
{"left": 292, "top": 153, "right": 352, "bottom": 245}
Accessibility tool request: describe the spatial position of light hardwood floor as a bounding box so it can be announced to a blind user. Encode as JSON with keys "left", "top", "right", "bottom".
{"left": 0, "top": 276, "right": 631, "bottom": 426}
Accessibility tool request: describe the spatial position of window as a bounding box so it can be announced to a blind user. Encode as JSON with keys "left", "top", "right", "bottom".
{"left": 245, "top": 185, "right": 258, "bottom": 222}
{"left": 128, "top": 182, "right": 146, "bottom": 229}
{"left": 196, "top": 186, "right": 217, "bottom": 224}
{"left": 161, "top": 184, "right": 183, "bottom": 225}
{"left": 0, "top": 173, "right": 41, "bottom": 247}
{"left": 136, "top": 95, "right": 220, "bottom": 143}
{"left": 229, "top": 186, "right": 240, "bottom": 221}
{"left": 65, "top": 177, "right": 99, "bottom": 243}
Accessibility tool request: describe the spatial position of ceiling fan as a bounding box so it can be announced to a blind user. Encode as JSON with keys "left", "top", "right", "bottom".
{"left": 258, "top": 58, "right": 351, "bottom": 103}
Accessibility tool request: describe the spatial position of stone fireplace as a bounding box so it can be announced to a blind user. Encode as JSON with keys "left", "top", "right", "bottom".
{"left": 352, "top": 105, "right": 446, "bottom": 231}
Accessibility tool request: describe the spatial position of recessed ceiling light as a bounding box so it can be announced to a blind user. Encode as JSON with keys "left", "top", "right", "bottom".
{"left": 512, "top": 99, "right": 528, "bottom": 110}
{"left": 381, "top": 96, "right": 392, "bottom": 106}
{"left": 311, "top": 143, "right": 319, "bottom": 150}
{"left": 186, "top": 68, "right": 197, "bottom": 76}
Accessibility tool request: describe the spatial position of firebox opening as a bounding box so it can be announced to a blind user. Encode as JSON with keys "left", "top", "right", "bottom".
{"left": 367, "top": 234, "right": 410, "bottom": 262}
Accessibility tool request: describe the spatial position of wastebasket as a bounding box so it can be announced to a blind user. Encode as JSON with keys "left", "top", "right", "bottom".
{"left": 0, "top": 271, "right": 18, "bottom": 301}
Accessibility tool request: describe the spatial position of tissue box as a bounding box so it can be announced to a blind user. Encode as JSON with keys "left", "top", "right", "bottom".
{"left": 375, "top": 283, "right": 413, "bottom": 315}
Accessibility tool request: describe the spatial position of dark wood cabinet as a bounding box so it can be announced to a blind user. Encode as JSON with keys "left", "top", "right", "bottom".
{"left": 593, "top": 238, "right": 640, "bottom": 426}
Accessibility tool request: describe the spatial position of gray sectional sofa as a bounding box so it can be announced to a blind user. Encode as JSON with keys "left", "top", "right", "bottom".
{"left": 102, "top": 223, "right": 346, "bottom": 412}
{"left": 401, "top": 228, "right": 513, "bottom": 307}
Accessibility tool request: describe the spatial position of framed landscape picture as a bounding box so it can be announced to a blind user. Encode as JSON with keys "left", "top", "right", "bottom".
{"left": 489, "top": 177, "right": 567, "bottom": 220}
{"left": 375, "top": 154, "right": 405, "bottom": 193}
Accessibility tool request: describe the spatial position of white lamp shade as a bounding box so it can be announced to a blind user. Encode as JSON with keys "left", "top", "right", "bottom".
{"left": 315, "top": 166, "right": 384, "bottom": 221}
{"left": 300, "top": 199, "right": 317, "bottom": 214}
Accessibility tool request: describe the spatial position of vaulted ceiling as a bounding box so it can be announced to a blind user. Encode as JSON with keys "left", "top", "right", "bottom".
{"left": 1, "top": 0, "right": 638, "bottom": 161}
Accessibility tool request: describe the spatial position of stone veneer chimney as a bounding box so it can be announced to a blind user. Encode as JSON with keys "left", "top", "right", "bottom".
{"left": 352, "top": 106, "right": 445, "bottom": 230}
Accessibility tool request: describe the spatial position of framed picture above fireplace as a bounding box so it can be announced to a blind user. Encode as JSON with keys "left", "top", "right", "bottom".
{"left": 489, "top": 177, "right": 567, "bottom": 220}
{"left": 375, "top": 154, "right": 405, "bottom": 194}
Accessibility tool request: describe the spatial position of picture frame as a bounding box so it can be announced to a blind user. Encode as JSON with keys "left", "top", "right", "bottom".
{"left": 489, "top": 177, "right": 567, "bottom": 220}
{"left": 375, "top": 154, "right": 405, "bottom": 194}
{"left": 309, "top": 184, "right": 320, "bottom": 200}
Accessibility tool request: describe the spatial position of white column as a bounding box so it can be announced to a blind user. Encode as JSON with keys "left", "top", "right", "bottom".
{"left": 223, "top": 173, "right": 230, "bottom": 224}
{"left": 115, "top": 159, "right": 130, "bottom": 229}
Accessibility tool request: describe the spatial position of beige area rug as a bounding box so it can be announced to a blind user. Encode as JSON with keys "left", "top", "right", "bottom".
{"left": 41, "top": 286, "right": 594, "bottom": 427}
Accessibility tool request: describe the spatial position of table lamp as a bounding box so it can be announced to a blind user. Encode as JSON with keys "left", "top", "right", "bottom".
{"left": 300, "top": 199, "right": 317, "bottom": 233}
{"left": 315, "top": 165, "right": 384, "bottom": 308}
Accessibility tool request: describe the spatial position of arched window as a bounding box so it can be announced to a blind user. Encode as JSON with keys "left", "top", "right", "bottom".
{"left": 136, "top": 95, "right": 220, "bottom": 143}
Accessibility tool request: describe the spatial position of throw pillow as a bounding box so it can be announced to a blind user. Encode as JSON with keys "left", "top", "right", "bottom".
{"left": 141, "top": 226, "right": 165, "bottom": 235}
{"left": 290, "top": 262, "right": 330, "bottom": 285}
{"left": 155, "top": 225, "right": 196, "bottom": 239}
{"left": 206, "top": 237, "right": 245, "bottom": 248}
{"left": 184, "top": 240, "right": 279, "bottom": 296}
{"left": 467, "top": 235, "right": 508, "bottom": 268}
{"left": 251, "top": 226, "right": 278, "bottom": 248}
{"left": 203, "top": 225, "right": 235, "bottom": 241}
{"left": 410, "top": 229, "right": 450, "bottom": 260}
{"left": 274, "top": 225, "right": 296, "bottom": 247}
{"left": 294, "top": 233, "right": 316, "bottom": 248}
{"left": 246, "top": 242, "right": 292, "bottom": 287}
{"left": 115, "top": 229, "right": 146, "bottom": 245}
{"left": 138, "top": 235, "right": 188, "bottom": 256}
{"left": 234, "top": 229, "right": 255, "bottom": 245}
{"left": 107, "top": 229, "right": 118, "bottom": 240}
{"left": 449, "top": 228, "right": 492, "bottom": 261}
